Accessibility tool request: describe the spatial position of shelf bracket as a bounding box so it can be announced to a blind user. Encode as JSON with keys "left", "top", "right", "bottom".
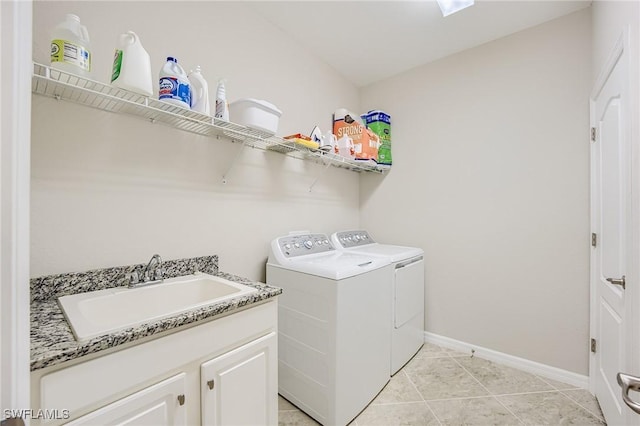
{"left": 222, "top": 139, "right": 247, "bottom": 184}
{"left": 308, "top": 160, "right": 333, "bottom": 192}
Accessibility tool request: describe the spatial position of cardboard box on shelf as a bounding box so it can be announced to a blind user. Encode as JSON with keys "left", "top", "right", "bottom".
{"left": 333, "top": 108, "right": 380, "bottom": 162}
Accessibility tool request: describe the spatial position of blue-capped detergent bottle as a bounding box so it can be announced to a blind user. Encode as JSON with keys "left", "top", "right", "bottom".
{"left": 158, "top": 57, "right": 191, "bottom": 109}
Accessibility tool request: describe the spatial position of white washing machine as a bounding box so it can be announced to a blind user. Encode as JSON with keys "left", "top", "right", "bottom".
{"left": 267, "top": 232, "right": 392, "bottom": 426}
{"left": 331, "top": 230, "right": 424, "bottom": 375}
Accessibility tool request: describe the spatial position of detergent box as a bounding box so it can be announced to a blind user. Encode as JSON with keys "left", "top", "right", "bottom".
{"left": 333, "top": 108, "right": 380, "bottom": 162}
{"left": 362, "top": 110, "right": 392, "bottom": 166}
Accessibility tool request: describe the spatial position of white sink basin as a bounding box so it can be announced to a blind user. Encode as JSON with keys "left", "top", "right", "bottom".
{"left": 58, "top": 273, "right": 258, "bottom": 343}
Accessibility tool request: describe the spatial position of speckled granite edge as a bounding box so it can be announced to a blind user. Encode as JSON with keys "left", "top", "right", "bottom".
{"left": 30, "top": 255, "right": 219, "bottom": 303}
{"left": 31, "top": 270, "right": 281, "bottom": 371}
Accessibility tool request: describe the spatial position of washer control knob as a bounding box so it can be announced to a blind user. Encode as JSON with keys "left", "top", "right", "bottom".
{"left": 323, "top": 239, "right": 329, "bottom": 245}
{"left": 294, "top": 243, "right": 300, "bottom": 249}
{"left": 316, "top": 241, "right": 321, "bottom": 246}
{"left": 304, "top": 240, "right": 313, "bottom": 249}
{"left": 284, "top": 244, "right": 292, "bottom": 250}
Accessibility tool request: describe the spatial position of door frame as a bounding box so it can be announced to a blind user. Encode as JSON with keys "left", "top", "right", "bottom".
{"left": 589, "top": 25, "right": 640, "bottom": 423}
{"left": 1, "top": 0, "right": 32, "bottom": 421}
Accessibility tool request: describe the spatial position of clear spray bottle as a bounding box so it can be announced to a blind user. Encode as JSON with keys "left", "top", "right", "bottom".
{"left": 214, "top": 79, "right": 229, "bottom": 121}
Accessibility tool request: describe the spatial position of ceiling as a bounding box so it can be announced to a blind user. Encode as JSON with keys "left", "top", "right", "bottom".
{"left": 246, "top": 0, "right": 591, "bottom": 87}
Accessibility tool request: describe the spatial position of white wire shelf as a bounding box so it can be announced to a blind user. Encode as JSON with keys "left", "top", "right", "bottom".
{"left": 31, "top": 63, "right": 386, "bottom": 174}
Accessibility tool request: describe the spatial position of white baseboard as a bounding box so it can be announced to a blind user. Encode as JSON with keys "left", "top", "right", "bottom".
{"left": 424, "top": 332, "right": 590, "bottom": 389}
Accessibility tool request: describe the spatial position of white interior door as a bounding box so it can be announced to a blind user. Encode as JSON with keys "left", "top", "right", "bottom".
{"left": 1, "top": 0, "right": 32, "bottom": 422}
{"left": 590, "top": 31, "right": 635, "bottom": 425}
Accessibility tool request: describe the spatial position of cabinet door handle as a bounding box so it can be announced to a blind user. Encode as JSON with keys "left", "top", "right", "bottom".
{"left": 207, "top": 379, "right": 215, "bottom": 390}
{"left": 606, "top": 275, "right": 626, "bottom": 289}
{"left": 177, "top": 394, "right": 185, "bottom": 406}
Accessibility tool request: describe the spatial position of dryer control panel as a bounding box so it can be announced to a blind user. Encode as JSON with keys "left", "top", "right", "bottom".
{"left": 334, "top": 230, "right": 375, "bottom": 248}
{"left": 277, "top": 233, "right": 335, "bottom": 258}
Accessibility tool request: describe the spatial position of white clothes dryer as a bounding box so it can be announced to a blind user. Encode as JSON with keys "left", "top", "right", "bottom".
{"left": 267, "top": 232, "right": 392, "bottom": 426}
{"left": 331, "top": 230, "right": 425, "bottom": 375}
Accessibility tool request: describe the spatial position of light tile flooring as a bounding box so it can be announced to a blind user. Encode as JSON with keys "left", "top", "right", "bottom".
{"left": 278, "top": 342, "right": 606, "bottom": 426}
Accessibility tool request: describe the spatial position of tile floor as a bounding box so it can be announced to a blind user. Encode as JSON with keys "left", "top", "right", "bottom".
{"left": 278, "top": 342, "right": 606, "bottom": 425}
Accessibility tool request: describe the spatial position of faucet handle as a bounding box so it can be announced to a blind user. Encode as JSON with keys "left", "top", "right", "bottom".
{"left": 127, "top": 270, "right": 140, "bottom": 285}
{"left": 154, "top": 267, "right": 165, "bottom": 281}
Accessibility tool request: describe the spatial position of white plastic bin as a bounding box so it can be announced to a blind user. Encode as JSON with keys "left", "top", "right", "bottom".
{"left": 229, "top": 98, "right": 282, "bottom": 135}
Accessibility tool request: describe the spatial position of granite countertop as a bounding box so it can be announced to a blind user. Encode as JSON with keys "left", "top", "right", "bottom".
{"left": 30, "top": 256, "right": 281, "bottom": 371}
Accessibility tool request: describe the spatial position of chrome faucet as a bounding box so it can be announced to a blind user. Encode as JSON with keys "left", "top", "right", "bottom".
{"left": 128, "top": 254, "right": 165, "bottom": 288}
{"left": 143, "top": 254, "right": 164, "bottom": 282}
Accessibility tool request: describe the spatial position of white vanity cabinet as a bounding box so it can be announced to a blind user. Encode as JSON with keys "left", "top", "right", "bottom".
{"left": 66, "top": 373, "right": 188, "bottom": 425}
{"left": 30, "top": 299, "right": 278, "bottom": 426}
{"left": 201, "top": 332, "right": 277, "bottom": 425}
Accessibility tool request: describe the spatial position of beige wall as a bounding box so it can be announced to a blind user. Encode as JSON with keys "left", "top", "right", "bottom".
{"left": 592, "top": 0, "right": 640, "bottom": 82}
{"left": 31, "top": 1, "right": 361, "bottom": 280}
{"left": 33, "top": 2, "right": 603, "bottom": 374}
{"left": 359, "top": 9, "right": 592, "bottom": 374}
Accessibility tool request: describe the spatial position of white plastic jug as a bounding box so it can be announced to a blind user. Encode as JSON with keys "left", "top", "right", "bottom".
{"left": 188, "top": 66, "right": 210, "bottom": 115}
{"left": 320, "top": 131, "right": 337, "bottom": 151}
{"left": 335, "top": 135, "right": 355, "bottom": 159}
{"left": 111, "top": 31, "right": 153, "bottom": 97}
{"left": 50, "top": 14, "right": 91, "bottom": 77}
{"left": 159, "top": 57, "right": 191, "bottom": 109}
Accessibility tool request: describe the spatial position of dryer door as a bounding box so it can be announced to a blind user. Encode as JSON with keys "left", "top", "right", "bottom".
{"left": 394, "top": 257, "right": 424, "bottom": 328}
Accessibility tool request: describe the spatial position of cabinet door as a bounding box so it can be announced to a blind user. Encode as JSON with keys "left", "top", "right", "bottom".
{"left": 394, "top": 258, "right": 424, "bottom": 327}
{"left": 201, "top": 332, "right": 277, "bottom": 426}
{"left": 65, "top": 373, "right": 187, "bottom": 426}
